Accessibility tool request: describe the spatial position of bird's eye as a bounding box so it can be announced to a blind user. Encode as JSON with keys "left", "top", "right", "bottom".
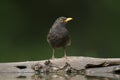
{"left": 60, "top": 19, "right": 64, "bottom": 22}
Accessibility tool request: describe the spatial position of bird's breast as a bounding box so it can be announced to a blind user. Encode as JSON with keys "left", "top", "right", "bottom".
{"left": 47, "top": 28, "right": 70, "bottom": 48}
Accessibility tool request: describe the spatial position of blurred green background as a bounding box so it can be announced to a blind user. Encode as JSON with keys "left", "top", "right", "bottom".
{"left": 0, "top": 0, "right": 119, "bottom": 62}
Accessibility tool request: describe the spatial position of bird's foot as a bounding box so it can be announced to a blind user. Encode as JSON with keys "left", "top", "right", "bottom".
{"left": 63, "top": 55, "right": 67, "bottom": 59}
{"left": 51, "top": 56, "right": 55, "bottom": 60}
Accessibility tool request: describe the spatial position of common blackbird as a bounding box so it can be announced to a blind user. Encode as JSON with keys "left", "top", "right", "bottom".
{"left": 47, "top": 17, "right": 73, "bottom": 59}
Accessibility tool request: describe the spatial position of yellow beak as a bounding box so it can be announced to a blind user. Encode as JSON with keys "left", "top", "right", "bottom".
{"left": 64, "top": 17, "right": 73, "bottom": 22}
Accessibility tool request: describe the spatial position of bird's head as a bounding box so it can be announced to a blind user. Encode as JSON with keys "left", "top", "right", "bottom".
{"left": 54, "top": 17, "right": 73, "bottom": 27}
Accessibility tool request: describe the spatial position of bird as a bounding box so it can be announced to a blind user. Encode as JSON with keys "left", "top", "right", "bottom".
{"left": 47, "top": 16, "right": 73, "bottom": 59}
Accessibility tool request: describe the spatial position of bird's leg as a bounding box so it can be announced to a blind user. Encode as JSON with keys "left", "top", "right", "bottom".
{"left": 52, "top": 48, "right": 55, "bottom": 59}
{"left": 63, "top": 47, "right": 67, "bottom": 59}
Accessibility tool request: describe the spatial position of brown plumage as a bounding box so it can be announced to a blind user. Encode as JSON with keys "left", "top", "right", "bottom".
{"left": 47, "top": 17, "right": 73, "bottom": 59}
